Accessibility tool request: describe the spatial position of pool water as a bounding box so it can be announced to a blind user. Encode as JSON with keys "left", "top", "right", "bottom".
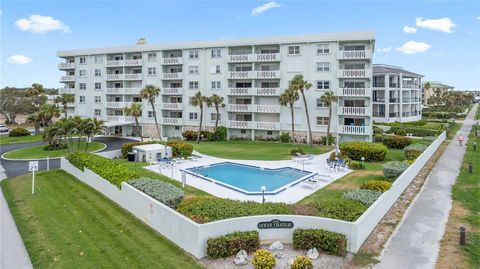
{"left": 185, "top": 162, "right": 314, "bottom": 194}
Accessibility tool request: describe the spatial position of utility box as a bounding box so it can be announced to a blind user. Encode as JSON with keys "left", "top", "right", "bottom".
{"left": 132, "top": 144, "right": 172, "bottom": 162}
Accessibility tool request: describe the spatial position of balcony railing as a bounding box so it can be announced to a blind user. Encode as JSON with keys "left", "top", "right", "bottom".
{"left": 338, "top": 125, "right": 371, "bottom": 135}
{"left": 163, "top": 118, "right": 182, "bottom": 125}
{"left": 228, "top": 53, "right": 281, "bottom": 63}
{"left": 338, "top": 50, "right": 371, "bottom": 59}
{"left": 341, "top": 88, "right": 367, "bottom": 97}
{"left": 162, "top": 73, "right": 183, "bottom": 80}
{"left": 106, "top": 60, "right": 124, "bottom": 67}
{"left": 402, "top": 83, "right": 419, "bottom": 89}
{"left": 338, "top": 69, "right": 370, "bottom": 78}
{"left": 162, "top": 103, "right": 182, "bottom": 110}
{"left": 256, "top": 70, "right": 280, "bottom": 79}
{"left": 228, "top": 104, "right": 250, "bottom": 112}
{"left": 256, "top": 105, "right": 280, "bottom": 113}
{"left": 162, "top": 88, "right": 183, "bottom": 95}
{"left": 339, "top": 106, "right": 368, "bottom": 116}
{"left": 60, "top": 88, "right": 75, "bottom": 94}
{"left": 255, "top": 53, "right": 280, "bottom": 62}
{"left": 373, "top": 112, "right": 385, "bottom": 117}
{"left": 256, "top": 122, "right": 279, "bottom": 130}
{"left": 106, "top": 74, "right": 125, "bottom": 80}
{"left": 389, "top": 98, "right": 400, "bottom": 103}
{"left": 257, "top": 88, "right": 279, "bottom": 95}
{"left": 106, "top": 88, "right": 142, "bottom": 95}
{"left": 106, "top": 116, "right": 135, "bottom": 123}
{"left": 228, "top": 54, "right": 252, "bottom": 63}
{"left": 60, "top": 76, "right": 75, "bottom": 82}
{"left": 229, "top": 88, "right": 252, "bottom": 95}
{"left": 124, "top": 59, "right": 142, "bottom": 66}
{"left": 163, "top": 57, "right": 183, "bottom": 65}
{"left": 58, "top": 62, "right": 75, "bottom": 69}
{"left": 228, "top": 88, "right": 280, "bottom": 96}
{"left": 106, "top": 102, "right": 136, "bottom": 108}
{"left": 125, "top": 74, "right": 142, "bottom": 80}
{"left": 229, "top": 71, "right": 254, "bottom": 79}
{"left": 373, "top": 97, "right": 385, "bottom": 102}
{"left": 229, "top": 120, "right": 253, "bottom": 129}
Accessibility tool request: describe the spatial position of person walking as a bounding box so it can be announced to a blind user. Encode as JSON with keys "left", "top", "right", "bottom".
{"left": 458, "top": 134, "right": 464, "bottom": 146}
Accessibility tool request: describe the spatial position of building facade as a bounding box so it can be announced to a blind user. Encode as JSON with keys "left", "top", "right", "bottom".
{"left": 372, "top": 64, "right": 423, "bottom": 123}
{"left": 57, "top": 32, "right": 375, "bottom": 142}
{"left": 422, "top": 81, "right": 454, "bottom": 106}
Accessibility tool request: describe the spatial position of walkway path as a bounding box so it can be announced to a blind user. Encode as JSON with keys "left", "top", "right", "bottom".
{"left": 376, "top": 103, "right": 478, "bottom": 269}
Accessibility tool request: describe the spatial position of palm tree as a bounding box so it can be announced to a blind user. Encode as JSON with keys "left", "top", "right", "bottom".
{"left": 206, "top": 94, "right": 225, "bottom": 139}
{"left": 27, "top": 83, "right": 45, "bottom": 107}
{"left": 124, "top": 103, "right": 143, "bottom": 141}
{"left": 26, "top": 113, "right": 41, "bottom": 134}
{"left": 55, "top": 93, "right": 75, "bottom": 118}
{"left": 71, "top": 116, "right": 86, "bottom": 150}
{"left": 38, "top": 104, "right": 60, "bottom": 127}
{"left": 140, "top": 85, "right": 161, "bottom": 139}
{"left": 291, "top": 74, "right": 313, "bottom": 146}
{"left": 84, "top": 118, "right": 105, "bottom": 152}
{"left": 279, "top": 87, "right": 299, "bottom": 144}
{"left": 320, "top": 90, "right": 338, "bottom": 146}
{"left": 190, "top": 91, "right": 207, "bottom": 143}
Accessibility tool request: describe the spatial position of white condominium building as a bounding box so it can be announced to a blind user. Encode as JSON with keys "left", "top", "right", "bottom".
{"left": 372, "top": 64, "right": 423, "bottom": 123}
{"left": 57, "top": 31, "right": 375, "bottom": 142}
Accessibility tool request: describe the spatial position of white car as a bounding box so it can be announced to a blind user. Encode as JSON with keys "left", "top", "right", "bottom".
{"left": 0, "top": 124, "right": 9, "bottom": 133}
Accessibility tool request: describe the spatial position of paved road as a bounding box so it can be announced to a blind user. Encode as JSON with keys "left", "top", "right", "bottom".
{"left": 376, "top": 103, "right": 478, "bottom": 269}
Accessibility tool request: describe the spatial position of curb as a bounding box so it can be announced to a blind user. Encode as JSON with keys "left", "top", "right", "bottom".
{"left": 1, "top": 143, "right": 107, "bottom": 161}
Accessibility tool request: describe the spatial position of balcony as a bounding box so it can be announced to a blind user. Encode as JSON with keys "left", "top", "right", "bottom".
{"left": 106, "top": 115, "right": 135, "bottom": 123}
{"left": 373, "top": 112, "right": 385, "bottom": 117}
{"left": 257, "top": 88, "right": 280, "bottom": 96}
{"left": 107, "top": 102, "right": 133, "bottom": 108}
{"left": 337, "top": 50, "right": 371, "bottom": 60}
{"left": 228, "top": 54, "right": 252, "bottom": 63}
{"left": 162, "top": 73, "right": 183, "bottom": 80}
{"left": 373, "top": 97, "right": 385, "bottom": 102}
{"left": 163, "top": 118, "right": 182, "bottom": 125}
{"left": 106, "top": 74, "right": 125, "bottom": 80}
{"left": 338, "top": 125, "right": 371, "bottom": 135}
{"left": 58, "top": 62, "right": 75, "bottom": 69}
{"left": 255, "top": 53, "right": 280, "bottom": 62}
{"left": 256, "top": 70, "right": 280, "bottom": 79}
{"left": 162, "top": 103, "right": 183, "bottom": 110}
{"left": 340, "top": 88, "right": 368, "bottom": 97}
{"left": 60, "top": 75, "right": 75, "bottom": 82}
{"left": 106, "top": 88, "right": 142, "bottom": 95}
{"left": 256, "top": 121, "right": 280, "bottom": 130}
{"left": 229, "top": 120, "right": 253, "bottom": 129}
{"left": 402, "top": 83, "right": 419, "bottom": 89}
{"left": 256, "top": 105, "right": 280, "bottom": 113}
{"left": 337, "top": 69, "right": 371, "bottom": 78}
{"left": 229, "top": 88, "right": 253, "bottom": 96}
{"left": 162, "top": 88, "right": 183, "bottom": 95}
{"left": 60, "top": 88, "right": 75, "bottom": 94}
{"left": 106, "top": 60, "right": 124, "bottom": 67}
{"left": 163, "top": 57, "right": 183, "bottom": 65}
{"left": 228, "top": 104, "right": 252, "bottom": 112}
{"left": 228, "top": 53, "right": 281, "bottom": 63}
{"left": 338, "top": 106, "right": 370, "bottom": 116}
{"left": 125, "top": 74, "right": 142, "bottom": 80}
{"left": 228, "top": 88, "right": 280, "bottom": 96}
{"left": 229, "top": 71, "right": 254, "bottom": 79}
{"left": 389, "top": 98, "right": 400, "bottom": 103}
{"left": 124, "top": 59, "right": 142, "bottom": 66}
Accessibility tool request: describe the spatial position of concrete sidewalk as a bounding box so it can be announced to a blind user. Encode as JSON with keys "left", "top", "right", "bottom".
{"left": 376, "top": 104, "right": 478, "bottom": 269}
{"left": 0, "top": 165, "right": 33, "bottom": 269}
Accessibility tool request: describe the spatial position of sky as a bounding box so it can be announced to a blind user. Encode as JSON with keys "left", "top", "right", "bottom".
{"left": 1, "top": 0, "right": 480, "bottom": 89}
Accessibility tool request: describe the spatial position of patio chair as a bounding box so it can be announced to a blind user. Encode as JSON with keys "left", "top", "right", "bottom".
{"left": 336, "top": 159, "right": 346, "bottom": 172}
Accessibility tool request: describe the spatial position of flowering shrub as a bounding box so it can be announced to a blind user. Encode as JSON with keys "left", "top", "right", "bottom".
{"left": 339, "top": 142, "right": 387, "bottom": 161}
{"left": 360, "top": 180, "right": 392, "bottom": 192}
{"left": 293, "top": 229, "right": 347, "bottom": 256}
{"left": 404, "top": 143, "right": 428, "bottom": 160}
{"left": 383, "top": 161, "right": 409, "bottom": 180}
{"left": 382, "top": 135, "right": 412, "bottom": 149}
{"left": 166, "top": 141, "right": 193, "bottom": 158}
{"left": 252, "top": 249, "right": 275, "bottom": 269}
{"left": 128, "top": 177, "right": 184, "bottom": 209}
{"left": 290, "top": 255, "right": 313, "bottom": 269}
{"left": 343, "top": 189, "right": 383, "bottom": 206}
{"left": 206, "top": 231, "right": 259, "bottom": 258}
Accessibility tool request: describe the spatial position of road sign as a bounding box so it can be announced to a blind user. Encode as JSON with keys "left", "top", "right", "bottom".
{"left": 29, "top": 161, "right": 39, "bottom": 172}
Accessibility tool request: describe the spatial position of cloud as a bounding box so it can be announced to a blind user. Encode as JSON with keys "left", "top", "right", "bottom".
{"left": 415, "top": 17, "right": 456, "bottom": 33}
{"left": 8, "top": 55, "right": 33, "bottom": 64}
{"left": 377, "top": 47, "right": 392, "bottom": 53}
{"left": 477, "top": 16, "right": 480, "bottom": 20}
{"left": 403, "top": 26, "right": 417, "bottom": 34}
{"left": 15, "top": 14, "right": 71, "bottom": 33}
{"left": 397, "top": 41, "right": 431, "bottom": 54}
{"left": 251, "top": 2, "right": 282, "bottom": 17}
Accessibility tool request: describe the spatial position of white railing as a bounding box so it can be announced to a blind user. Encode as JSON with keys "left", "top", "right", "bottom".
{"left": 162, "top": 88, "right": 183, "bottom": 95}
{"left": 338, "top": 69, "right": 367, "bottom": 78}
{"left": 256, "top": 105, "right": 279, "bottom": 113}
{"left": 229, "top": 88, "right": 252, "bottom": 95}
{"left": 162, "top": 103, "right": 182, "bottom": 110}
{"left": 228, "top": 104, "right": 250, "bottom": 112}
{"left": 106, "top": 115, "right": 135, "bottom": 122}
{"left": 162, "top": 73, "right": 183, "bottom": 80}
{"left": 60, "top": 75, "right": 75, "bottom": 81}
{"left": 228, "top": 54, "right": 251, "bottom": 62}
{"left": 256, "top": 70, "right": 280, "bottom": 79}
{"left": 256, "top": 122, "right": 279, "bottom": 130}
{"left": 106, "top": 102, "right": 126, "bottom": 108}
{"left": 163, "top": 57, "right": 183, "bottom": 65}
{"left": 60, "top": 88, "right": 75, "bottom": 94}
{"left": 341, "top": 88, "right": 367, "bottom": 97}
{"left": 106, "top": 88, "right": 141, "bottom": 95}
{"left": 163, "top": 118, "right": 181, "bottom": 125}
{"left": 255, "top": 53, "right": 279, "bottom": 62}
{"left": 229, "top": 120, "right": 252, "bottom": 129}
{"left": 106, "top": 74, "right": 124, "bottom": 80}
{"left": 257, "top": 88, "right": 279, "bottom": 96}
{"left": 125, "top": 74, "right": 142, "bottom": 80}
{"left": 339, "top": 50, "right": 369, "bottom": 59}
{"left": 229, "top": 71, "right": 254, "bottom": 79}
{"left": 341, "top": 106, "right": 367, "bottom": 115}
{"left": 106, "top": 60, "right": 124, "bottom": 66}
{"left": 124, "top": 59, "right": 142, "bottom": 66}
{"left": 58, "top": 62, "right": 75, "bottom": 69}
{"left": 339, "top": 125, "right": 369, "bottom": 135}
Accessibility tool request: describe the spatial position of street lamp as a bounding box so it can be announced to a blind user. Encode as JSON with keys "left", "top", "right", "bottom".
{"left": 261, "top": 186, "right": 266, "bottom": 204}
{"left": 361, "top": 156, "right": 365, "bottom": 166}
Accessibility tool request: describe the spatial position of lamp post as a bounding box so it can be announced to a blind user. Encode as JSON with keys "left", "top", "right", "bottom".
{"left": 261, "top": 186, "right": 266, "bottom": 204}
{"left": 361, "top": 156, "right": 365, "bottom": 166}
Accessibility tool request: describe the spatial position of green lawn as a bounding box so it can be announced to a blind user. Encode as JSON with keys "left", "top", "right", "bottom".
{"left": 447, "top": 122, "right": 461, "bottom": 140}
{"left": 0, "top": 134, "right": 43, "bottom": 144}
{"left": 0, "top": 170, "right": 204, "bottom": 269}
{"left": 189, "top": 140, "right": 333, "bottom": 160}
{"left": 3, "top": 141, "right": 105, "bottom": 159}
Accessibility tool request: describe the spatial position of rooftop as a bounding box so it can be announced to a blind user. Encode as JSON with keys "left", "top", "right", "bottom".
{"left": 373, "top": 64, "right": 423, "bottom": 77}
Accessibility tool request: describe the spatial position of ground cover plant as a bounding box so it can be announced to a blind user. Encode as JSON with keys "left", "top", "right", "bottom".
{"left": 128, "top": 177, "right": 184, "bottom": 209}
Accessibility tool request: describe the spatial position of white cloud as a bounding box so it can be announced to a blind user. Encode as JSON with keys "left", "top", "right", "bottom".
{"left": 8, "top": 55, "right": 33, "bottom": 64}
{"left": 415, "top": 17, "right": 456, "bottom": 33}
{"left": 477, "top": 16, "right": 480, "bottom": 20}
{"left": 15, "top": 14, "right": 71, "bottom": 33}
{"left": 377, "top": 47, "right": 392, "bottom": 53}
{"left": 397, "top": 41, "right": 431, "bottom": 54}
{"left": 251, "top": 2, "right": 282, "bottom": 17}
{"left": 403, "top": 26, "right": 417, "bottom": 34}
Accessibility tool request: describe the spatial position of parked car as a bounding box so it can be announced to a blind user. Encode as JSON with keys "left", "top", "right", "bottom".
{"left": 0, "top": 124, "right": 9, "bottom": 133}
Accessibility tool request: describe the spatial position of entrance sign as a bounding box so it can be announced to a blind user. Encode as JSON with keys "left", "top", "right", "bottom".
{"left": 257, "top": 219, "right": 294, "bottom": 229}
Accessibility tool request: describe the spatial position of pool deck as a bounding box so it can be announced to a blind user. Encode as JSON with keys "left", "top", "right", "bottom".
{"left": 144, "top": 150, "right": 351, "bottom": 203}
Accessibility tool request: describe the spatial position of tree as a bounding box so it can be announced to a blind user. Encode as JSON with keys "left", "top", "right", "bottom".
{"left": 190, "top": 91, "right": 207, "bottom": 143}
{"left": 279, "top": 87, "right": 299, "bottom": 143}
{"left": 26, "top": 113, "right": 41, "bottom": 134}
{"left": 124, "top": 103, "right": 143, "bottom": 141}
{"left": 84, "top": 118, "right": 105, "bottom": 152}
{"left": 38, "top": 104, "right": 60, "bottom": 127}
{"left": 320, "top": 90, "right": 338, "bottom": 146}
{"left": 140, "top": 85, "right": 161, "bottom": 139}
{"left": 0, "top": 88, "right": 36, "bottom": 124}
{"left": 291, "top": 74, "right": 313, "bottom": 146}
{"left": 27, "top": 83, "right": 46, "bottom": 106}
{"left": 206, "top": 94, "right": 225, "bottom": 139}
{"left": 72, "top": 116, "right": 86, "bottom": 150}
{"left": 55, "top": 93, "right": 75, "bottom": 118}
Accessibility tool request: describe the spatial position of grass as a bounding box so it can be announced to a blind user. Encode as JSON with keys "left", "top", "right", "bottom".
{"left": 0, "top": 170, "right": 204, "bottom": 269}
{"left": 3, "top": 141, "right": 105, "bottom": 159}
{"left": 189, "top": 140, "right": 333, "bottom": 160}
{"left": 0, "top": 134, "right": 43, "bottom": 144}
{"left": 447, "top": 122, "right": 461, "bottom": 140}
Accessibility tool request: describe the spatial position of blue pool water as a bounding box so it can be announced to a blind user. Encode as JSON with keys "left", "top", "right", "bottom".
{"left": 185, "top": 162, "right": 314, "bottom": 194}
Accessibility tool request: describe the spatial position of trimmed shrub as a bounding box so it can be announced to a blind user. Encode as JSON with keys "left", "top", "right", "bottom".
{"left": 128, "top": 177, "right": 184, "bottom": 209}
{"left": 347, "top": 160, "right": 365, "bottom": 170}
{"left": 252, "top": 249, "right": 275, "bottom": 269}
{"left": 291, "top": 255, "right": 313, "bottom": 269}
{"left": 404, "top": 127, "right": 440, "bottom": 137}
{"left": 206, "top": 231, "right": 259, "bottom": 258}
{"left": 9, "top": 127, "right": 30, "bottom": 137}
{"left": 373, "top": 126, "right": 384, "bottom": 134}
{"left": 383, "top": 161, "right": 409, "bottom": 180}
{"left": 360, "top": 180, "right": 392, "bottom": 192}
{"left": 339, "top": 142, "right": 387, "bottom": 161}
{"left": 343, "top": 189, "right": 382, "bottom": 206}
{"left": 373, "top": 134, "right": 384, "bottom": 143}
{"left": 182, "top": 130, "right": 197, "bottom": 141}
{"left": 44, "top": 144, "right": 67, "bottom": 151}
{"left": 321, "top": 135, "right": 336, "bottom": 145}
{"left": 289, "top": 148, "right": 306, "bottom": 156}
{"left": 121, "top": 141, "right": 160, "bottom": 158}
{"left": 314, "top": 200, "right": 367, "bottom": 222}
{"left": 67, "top": 153, "right": 138, "bottom": 187}
{"left": 382, "top": 135, "right": 412, "bottom": 149}
{"left": 387, "top": 126, "right": 406, "bottom": 136}
{"left": 215, "top": 126, "right": 227, "bottom": 141}
{"left": 166, "top": 141, "right": 193, "bottom": 158}
{"left": 293, "top": 229, "right": 347, "bottom": 256}
{"left": 279, "top": 132, "right": 291, "bottom": 143}
{"left": 177, "top": 197, "right": 292, "bottom": 223}
{"left": 404, "top": 143, "right": 428, "bottom": 160}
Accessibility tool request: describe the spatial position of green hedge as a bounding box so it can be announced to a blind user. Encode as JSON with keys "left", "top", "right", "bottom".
{"left": 404, "top": 127, "right": 440, "bottom": 137}
{"left": 67, "top": 153, "right": 138, "bottom": 187}
{"left": 177, "top": 197, "right": 292, "bottom": 223}
{"left": 206, "top": 231, "right": 259, "bottom": 258}
{"left": 121, "top": 141, "right": 161, "bottom": 158}
{"left": 383, "top": 161, "right": 409, "bottom": 180}
{"left": 293, "top": 229, "right": 347, "bottom": 256}
{"left": 166, "top": 141, "right": 193, "bottom": 158}
{"left": 128, "top": 177, "right": 184, "bottom": 209}
{"left": 9, "top": 127, "right": 30, "bottom": 137}
{"left": 360, "top": 180, "right": 392, "bottom": 192}
{"left": 343, "top": 189, "right": 383, "bottom": 206}
{"left": 314, "top": 200, "right": 367, "bottom": 222}
{"left": 382, "top": 135, "right": 412, "bottom": 149}
{"left": 404, "top": 143, "right": 428, "bottom": 160}
{"left": 339, "top": 142, "right": 387, "bottom": 161}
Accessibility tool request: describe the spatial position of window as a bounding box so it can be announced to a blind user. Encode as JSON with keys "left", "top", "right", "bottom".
{"left": 94, "top": 56, "right": 103, "bottom": 64}
{"left": 344, "top": 81, "right": 365, "bottom": 88}
{"left": 316, "top": 117, "right": 329, "bottom": 125}
{"left": 344, "top": 45, "right": 366, "bottom": 51}
{"left": 288, "top": 45, "right": 300, "bottom": 55}
{"left": 79, "top": 70, "right": 86, "bottom": 77}
{"left": 317, "top": 44, "right": 330, "bottom": 54}
{"left": 240, "top": 129, "right": 247, "bottom": 134}
{"left": 343, "top": 63, "right": 365, "bottom": 69}
{"left": 267, "top": 131, "right": 273, "bottom": 135}
{"left": 147, "top": 52, "right": 157, "bottom": 61}
{"left": 79, "top": 57, "right": 86, "bottom": 64}
{"left": 94, "top": 96, "right": 101, "bottom": 103}
{"left": 209, "top": 65, "right": 221, "bottom": 74}
{"left": 79, "top": 96, "right": 86, "bottom": 103}
{"left": 175, "top": 126, "right": 180, "bottom": 130}
{"left": 95, "top": 69, "right": 102, "bottom": 77}
{"left": 188, "top": 66, "right": 199, "bottom": 74}
{"left": 79, "top": 83, "right": 86, "bottom": 90}
{"left": 211, "top": 81, "right": 221, "bottom": 89}
{"left": 94, "top": 109, "right": 101, "bottom": 116}
{"left": 171, "top": 82, "right": 182, "bottom": 88}
{"left": 189, "top": 112, "right": 198, "bottom": 120}
{"left": 316, "top": 80, "right": 330, "bottom": 90}
{"left": 189, "top": 81, "right": 199, "bottom": 89}
{"left": 146, "top": 111, "right": 154, "bottom": 118}
{"left": 189, "top": 50, "right": 199, "bottom": 59}
{"left": 95, "top": 82, "right": 102, "bottom": 90}
{"left": 316, "top": 98, "right": 327, "bottom": 108}
{"left": 211, "top": 113, "right": 221, "bottom": 121}
{"left": 148, "top": 67, "right": 157, "bottom": 75}
{"left": 316, "top": 62, "right": 330, "bottom": 72}
{"left": 211, "top": 49, "right": 221, "bottom": 58}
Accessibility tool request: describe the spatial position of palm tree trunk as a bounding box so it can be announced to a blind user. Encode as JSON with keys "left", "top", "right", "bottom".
{"left": 63, "top": 103, "right": 68, "bottom": 118}
{"left": 135, "top": 116, "right": 143, "bottom": 142}
{"left": 197, "top": 106, "right": 203, "bottom": 144}
{"left": 214, "top": 106, "right": 219, "bottom": 140}
{"left": 290, "top": 105, "right": 295, "bottom": 144}
{"left": 326, "top": 104, "right": 332, "bottom": 146}
{"left": 301, "top": 91, "right": 313, "bottom": 146}
{"left": 150, "top": 101, "right": 161, "bottom": 139}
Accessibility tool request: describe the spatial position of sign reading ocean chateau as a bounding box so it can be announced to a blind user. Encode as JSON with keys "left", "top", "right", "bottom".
{"left": 257, "top": 219, "right": 294, "bottom": 229}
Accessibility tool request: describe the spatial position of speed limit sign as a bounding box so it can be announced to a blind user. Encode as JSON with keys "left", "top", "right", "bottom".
{"left": 29, "top": 161, "right": 39, "bottom": 194}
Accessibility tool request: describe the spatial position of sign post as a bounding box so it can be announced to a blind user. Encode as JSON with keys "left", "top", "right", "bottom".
{"left": 29, "top": 161, "right": 39, "bottom": 194}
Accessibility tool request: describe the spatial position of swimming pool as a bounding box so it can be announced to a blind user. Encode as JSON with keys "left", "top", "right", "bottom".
{"left": 183, "top": 162, "right": 316, "bottom": 195}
